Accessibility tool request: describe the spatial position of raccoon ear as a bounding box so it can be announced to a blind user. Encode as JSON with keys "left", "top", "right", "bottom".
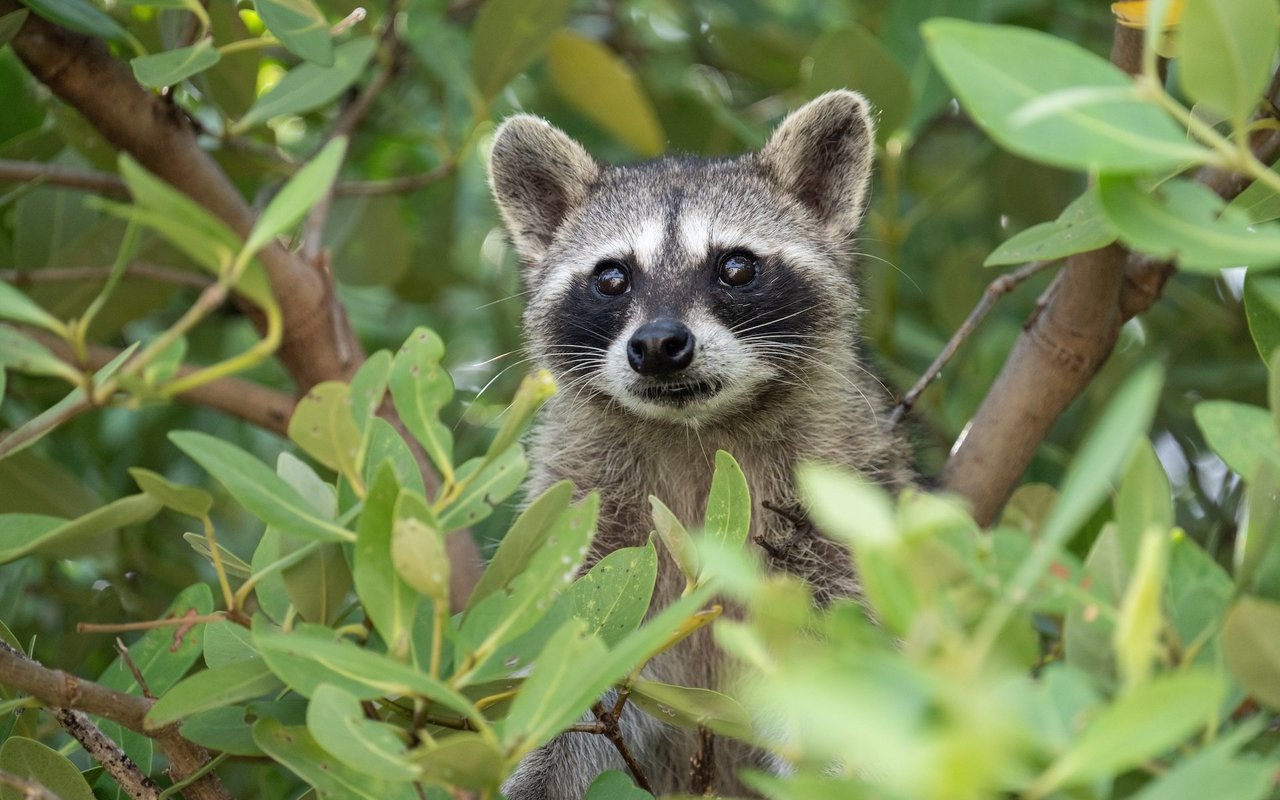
{"left": 488, "top": 115, "right": 600, "bottom": 263}
{"left": 760, "top": 90, "right": 876, "bottom": 238}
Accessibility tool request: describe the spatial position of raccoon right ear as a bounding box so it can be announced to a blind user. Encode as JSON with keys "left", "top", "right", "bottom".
{"left": 488, "top": 115, "right": 599, "bottom": 263}
{"left": 760, "top": 90, "right": 876, "bottom": 239}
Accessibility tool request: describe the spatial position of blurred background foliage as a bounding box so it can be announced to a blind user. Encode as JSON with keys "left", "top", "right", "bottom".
{"left": 0, "top": 0, "right": 1261, "bottom": 700}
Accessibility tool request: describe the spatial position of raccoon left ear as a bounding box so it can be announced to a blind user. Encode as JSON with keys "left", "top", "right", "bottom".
{"left": 488, "top": 115, "right": 600, "bottom": 264}
{"left": 760, "top": 90, "right": 876, "bottom": 239}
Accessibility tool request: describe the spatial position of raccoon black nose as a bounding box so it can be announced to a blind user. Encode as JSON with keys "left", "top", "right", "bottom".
{"left": 627, "top": 320, "right": 695, "bottom": 376}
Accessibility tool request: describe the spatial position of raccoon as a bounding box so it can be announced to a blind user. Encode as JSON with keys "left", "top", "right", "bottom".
{"left": 487, "top": 90, "right": 914, "bottom": 798}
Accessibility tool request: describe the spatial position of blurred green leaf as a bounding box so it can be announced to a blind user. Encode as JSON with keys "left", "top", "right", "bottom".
{"left": 0, "top": 280, "right": 65, "bottom": 334}
{"left": 484, "top": 369, "right": 555, "bottom": 464}
{"left": 129, "top": 467, "right": 213, "bottom": 518}
{"left": 130, "top": 38, "right": 221, "bottom": 89}
{"left": 1098, "top": 175, "right": 1280, "bottom": 271}
{"left": 410, "top": 733, "right": 504, "bottom": 791}
{"left": 1228, "top": 165, "right": 1280, "bottom": 223}
{"left": 546, "top": 31, "right": 665, "bottom": 157}
{"left": 649, "top": 495, "right": 698, "bottom": 587}
{"left": 1112, "top": 525, "right": 1167, "bottom": 687}
{"left": 255, "top": 0, "right": 333, "bottom": 66}
{"left": 566, "top": 542, "right": 656, "bottom": 648}
{"left": 0, "top": 737, "right": 94, "bottom": 800}
{"left": 354, "top": 465, "right": 417, "bottom": 659}
{"left": 243, "top": 136, "right": 347, "bottom": 259}
{"left": 0, "top": 9, "right": 28, "bottom": 49}
{"left": 1221, "top": 596, "right": 1280, "bottom": 710}
{"left": 306, "top": 684, "right": 418, "bottom": 781}
{"left": 1036, "top": 671, "right": 1225, "bottom": 790}
{"left": 252, "top": 720, "right": 418, "bottom": 800}
{"left": 985, "top": 187, "right": 1116, "bottom": 266}
{"left": 922, "top": 19, "right": 1208, "bottom": 171}
{"left": 1236, "top": 464, "right": 1280, "bottom": 596}
{"left": 348, "top": 349, "right": 391, "bottom": 469}
{"left": 806, "top": 24, "right": 912, "bottom": 140}
{"left": 19, "top": 0, "right": 127, "bottom": 43}
{"left": 1115, "top": 438, "right": 1173, "bottom": 567}
{"left": 170, "top": 431, "right": 354, "bottom": 543}
{"left": 1127, "top": 719, "right": 1274, "bottom": 800}
{"left": 499, "top": 619, "right": 609, "bottom": 753}
{"left": 470, "top": 0, "right": 572, "bottom": 100}
{"left": 1180, "top": 0, "right": 1278, "bottom": 127}
{"left": 705, "top": 450, "right": 751, "bottom": 550}
{"left": 0, "top": 494, "right": 161, "bottom": 563}
{"left": 391, "top": 488, "right": 449, "bottom": 606}
{"left": 388, "top": 326, "right": 454, "bottom": 482}
{"left": 0, "top": 326, "right": 79, "bottom": 383}
{"left": 145, "top": 658, "right": 281, "bottom": 729}
{"left": 1194, "top": 400, "right": 1280, "bottom": 478}
{"left": 1244, "top": 272, "right": 1280, "bottom": 361}
{"left": 233, "top": 37, "right": 375, "bottom": 133}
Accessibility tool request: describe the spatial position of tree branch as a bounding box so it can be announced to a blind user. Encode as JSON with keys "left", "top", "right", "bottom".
{"left": 1, "top": 264, "right": 213, "bottom": 291}
{"left": 0, "top": 641, "right": 230, "bottom": 800}
{"left": 0, "top": 769, "right": 65, "bottom": 800}
{"left": 0, "top": 159, "right": 128, "bottom": 197}
{"left": 53, "top": 707, "right": 161, "bottom": 800}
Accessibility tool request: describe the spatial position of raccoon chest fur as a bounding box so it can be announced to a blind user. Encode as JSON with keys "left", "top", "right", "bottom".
{"left": 489, "top": 89, "right": 913, "bottom": 798}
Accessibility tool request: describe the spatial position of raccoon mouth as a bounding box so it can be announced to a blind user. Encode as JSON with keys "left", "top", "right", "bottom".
{"left": 634, "top": 379, "right": 721, "bottom": 404}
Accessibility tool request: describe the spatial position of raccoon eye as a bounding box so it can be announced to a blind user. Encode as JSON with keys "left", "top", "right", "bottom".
{"left": 593, "top": 260, "right": 630, "bottom": 296}
{"left": 718, "top": 251, "right": 758, "bottom": 288}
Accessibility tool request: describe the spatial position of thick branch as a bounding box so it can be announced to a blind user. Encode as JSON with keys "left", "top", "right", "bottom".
{"left": 0, "top": 641, "right": 230, "bottom": 800}
{"left": 53, "top": 708, "right": 161, "bottom": 800}
{"left": 0, "top": 769, "right": 64, "bottom": 800}
{"left": 0, "top": 159, "right": 128, "bottom": 197}
{"left": 0, "top": 3, "right": 361, "bottom": 390}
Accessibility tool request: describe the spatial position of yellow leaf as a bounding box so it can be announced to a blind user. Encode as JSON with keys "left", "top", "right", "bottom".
{"left": 1112, "top": 0, "right": 1185, "bottom": 29}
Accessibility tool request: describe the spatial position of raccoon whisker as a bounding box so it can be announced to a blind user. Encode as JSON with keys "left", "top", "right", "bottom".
{"left": 725, "top": 296, "right": 818, "bottom": 333}
{"left": 457, "top": 348, "right": 526, "bottom": 371}
{"left": 849, "top": 250, "right": 922, "bottom": 293}
{"left": 744, "top": 340, "right": 884, "bottom": 424}
{"left": 746, "top": 338, "right": 897, "bottom": 400}
{"left": 472, "top": 287, "right": 537, "bottom": 311}
{"left": 729, "top": 303, "right": 821, "bottom": 336}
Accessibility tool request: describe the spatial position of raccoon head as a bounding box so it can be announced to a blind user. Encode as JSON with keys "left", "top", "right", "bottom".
{"left": 488, "top": 91, "right": 876, "bottom": 427}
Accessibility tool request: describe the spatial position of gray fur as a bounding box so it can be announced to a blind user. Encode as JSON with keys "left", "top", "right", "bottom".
{"left": 488, "top": 90, "right": 912, "bottom": 798}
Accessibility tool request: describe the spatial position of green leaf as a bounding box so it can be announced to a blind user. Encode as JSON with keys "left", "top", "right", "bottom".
{"left": 704, "top": 450, "right": 750, "bottom": 549}
{"left": 243, "top": 135, "right": 347, "bottom": 258}
{"left": 233, "top": 36, "right": 376, "bottom": 133}
{"left": 183, "top": 531, "right": 252, "bottom": 579}
{"left": 354, "top": 464, "right": 417, "bottom": 659}
{"left": 204, "top": 620, "right": 259, "bottom": 668}
{"left": 1038, "top": 671, "right": 1225, "bottom": 790}
{"left": 470, "top": 0, "right": 572, "bottom": 100}
{"left": 466, "top": 480, "right": 574, "bottom": 610}
{"left": 483, "top": 369, "right": 555, "bottom": 465}
{"left": 409, "top": 733, "right": 504, "bottom": 791}
{"left": 306, "top": 684, "right": 419, "bottom": 781}
{"left": 546, "top": 31, "right": 665, "bottom": 157}
{"left": 1180, "top": 0, "right": 1278, "bottom": 128}
{"left": 922, "top": 19, "right": 1208, "bottom": 172}
{"left": 99, "top": 583, "right": 212, "bottom": 697}
{"left": 585, "top": 770, "right": 654, "bottom": 800}
{"left": 1112, "top": 525, "right": 1168, "bottom": 687}
{"left": 0, "top": 494, "right": 162, "bottom": 563}
{"left": 287, "top": 381, "right": 363, "bottom": 489}
{"left": 388, "top": 327, "right": 454, "bottom": 482}
{"left": 253, "top": 625, "right": 478, "bottom": 720}
{"left": 1098, "top": 174, "right": 1280, "bottom": 271}
{"left": 180, "top": 708, "right": 263, "bottom": 757}
{"left": 1221, "top": 596, "right": 1280, "bottom": 710}
{"left": 500, "top": 619, "right": 609, "bottom": 753}
{"left": 436, "top": 446, "right": 528, "bottom": 531}
{"left": 984, "top": 187, "right": 1116, "bottom": 266}
{"left": 282, "top": 542, "right": 351, "bottom": 625}
{"left": 1239, "top": 465, "right": 1280, "bottom": 600}
{"left": 145, "top": 658, "right": 281, "bottom": 729}
{"left": 170, "top": 431, "right": 354, "bottom": 543}
{"left": 129, "top": 467, "right": 213, "bottom": 518}
{"left": 0, "top": 280, "right": 65, "bottom": 334}
{"left": 1228, "top": 165, "right": 1280, "bottom": 224}
{"left": 255, "top": 0, "right": 332, "bottom": 66}
{"left": 19, "top": 0, "right": 128, "bottom": 42}
{"left": 566, "top": 542, "right": 657, "bottom": 648}
{"left": 0, "top": 737, "right": 95, "bottom": 800}
{"left": 349, "top": 349, "right": 392, "bottom": 468}
{"left": 0, "top": 326, "right": 80, "bottom": 383}
{"left": 1114, "top": 438, "right": 1173, "bottom": 568}
{"left": 253, "top": 720, "right": 418, "bottom": 800}
{"left": 130, "top": 38, "right": 221, "bottom": 88}
{"left": 1128, "top": 719, "right": 1274, "bottom": 800}
{"left": 805, "top": 23, "right": 913, "bottom": 140}
{"left": 1194, "top": 400, "right": 1280, "bottom": 478}
{"left": 363, "top": 417, "right": 425, "bottom": 497}
{"left": 391, "top": 488, "right": 449, "bottom": 606}
{"left": 629, "top": 678, "right": 753, "bottom": 740}
{"left": 1244, "top": 272, "right": 1280, "bottom": 361}
{"left": 649, "top": 495, "right": 698, "bottom": 586}
{"left": 0, "top": 9, "right": 29, "bottom": 49}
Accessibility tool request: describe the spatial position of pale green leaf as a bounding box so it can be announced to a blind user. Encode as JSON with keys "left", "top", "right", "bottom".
{"left": 565, "top": 542, "right": 657, "bottom": 648}
{"left": 0, "top": 737, "right": 95, "bottom": 800}
{"left": 255, "top": 0, "right": 332, "bottom": 65}
{"left": 1180, "top": 0, "right": 1278, "bottom": 127}
{"left": 243, "top": 135, "right": 347, "bottom": 257}
{"left": 306, "top": 684, "right": 419, "bottom": 781}
{"left": 985, "top": 187, "right": 1116, "bottom": 266}
{"left": 0, "top": 281, "right": 65, "bottom": 334}
{"left": 234, "top": 37, "right": 376, "bottom": 133}
{"left": 546, "top": 31, "right": 665, "bottom": 156}
{"left": 130, "top": 38, "right": 221, "bottom": 88}
{"left": 391, "top": 488, "right": 449, "bottom": 606}
{"left": 145, "top": 658, "right": 281, "bottom": 729}
{"left": 19, "top": 0, "right": 127, "bottom": 42}
{"left": 470, "top": 0, "right": 572, "bottom": 100}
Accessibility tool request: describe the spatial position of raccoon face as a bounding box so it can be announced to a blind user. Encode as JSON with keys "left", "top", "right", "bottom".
{"left": 488, "top": 91, "right": 876, "bottom": 427}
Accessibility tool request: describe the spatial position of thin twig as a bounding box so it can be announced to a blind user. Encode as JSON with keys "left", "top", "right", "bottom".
{"left": 114, "top": 639, "right": 154, "bottom": 699}
{"left": 1, "top": 264, "right": 213, "bottom": 291}
{"left": 332, "top": 163, "right": 455, "bottom": 196}
{"left": 890, "top": 259, "right": 1057, "bottom": 426}
{"left": 591, "top": 702, "right": 654, "bottom": 794}
{"left": 78, "top": 613, "right": 226, "bottom": 635}
{"left": 0, "top": 159, "right": 128, "bottom": 197}
{"left": 53, "top": 707, "right": 161, "bottom": 800}
{"left": 0, "top": 769, "right": 65, "bottom": 800}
